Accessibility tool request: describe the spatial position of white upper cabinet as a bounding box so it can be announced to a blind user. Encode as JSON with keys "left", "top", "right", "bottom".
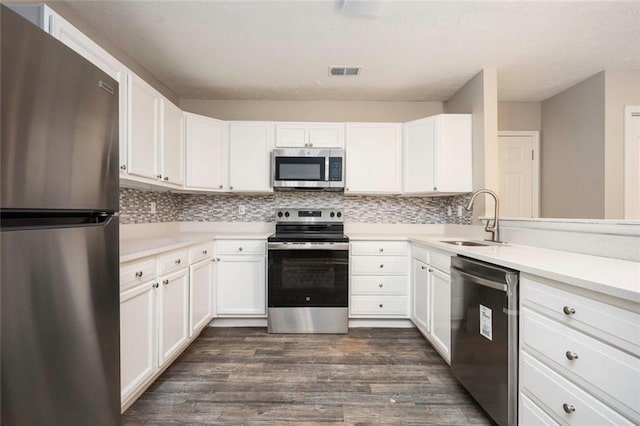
{"left": 159, "top": 100, "right": 185, "bottom": 186}
{"left": 345, "top": 123, "right": 402, "bottom": 195}
{"left": 275, "top": 123, "right": 344, "bottom": 148}
{"left": 228, "top": 122, "right": 274, "bottom": 192}
{"left": 185, "top": 113, "right": 228, "bottom": 191}
{"left": 127, "top": 73, "right": 159, "bottom": 180}
{"left": 403, "top": 114, "right": 472, "bottom": 195}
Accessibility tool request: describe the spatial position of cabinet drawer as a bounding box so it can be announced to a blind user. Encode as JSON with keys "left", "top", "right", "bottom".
{"left": 522, "top": 308, "right": 640, "bottom": 417}
{"left": 157, "top": 249, "right": 189, "bottom": 275}
{"left": 189, "top": 241, "right": 214, "bottom": 264}
{"left": 351, "top": 256, "right": 408, "bottom": 275}
{"left": 216, "top": 239, "right": 265, "bottom": 255}
{"left": 350, "top": 295, "right": 408, "bottom": 316}
{"left": 520, "top": 393, "right": 559, "bottom": 426}
{"left": 350, "top": 241, "right": 408, "bottom": 256}
{"left": 120, "top": 258, "right": 157, "bottom": 291}
{"left": 521, "top": 352, "right": 633, "bottom": 425}
{"left": 351, "top": 276, "right": 408, "bottom": 295}
{"left": 521, "top": 276, "right": 640, "bottom": 354}
{"left": 429, "top": 250, "right": 452, "bottom": 272}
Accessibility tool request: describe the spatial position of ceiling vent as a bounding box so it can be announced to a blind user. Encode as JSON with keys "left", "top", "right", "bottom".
{"left": 329, "top": 66, "right": 360, "bottom": 76}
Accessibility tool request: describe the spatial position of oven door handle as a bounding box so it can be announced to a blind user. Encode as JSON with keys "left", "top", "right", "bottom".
{"left": 268, "top": 242, "right": 349, "bottom": 251}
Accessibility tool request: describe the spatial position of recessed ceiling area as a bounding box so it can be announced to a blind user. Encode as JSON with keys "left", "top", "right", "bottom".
{"left": 60, "top": 1, "right": 640, "bottom": 102}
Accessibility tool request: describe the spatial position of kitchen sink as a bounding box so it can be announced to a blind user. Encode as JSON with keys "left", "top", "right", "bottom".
{"left": 441, "top": 240, "right": 490, "bottom": 247}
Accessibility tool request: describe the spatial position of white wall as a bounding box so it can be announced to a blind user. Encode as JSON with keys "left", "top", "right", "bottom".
{"left": 179, "top": 99, "right": 443, "bottom": 122}
{"left": 498, "top": 102, "right": 541, "bottom": 131}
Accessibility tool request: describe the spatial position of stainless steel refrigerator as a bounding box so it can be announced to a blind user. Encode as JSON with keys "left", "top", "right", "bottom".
{"left": 1, "top": 6, "right": 120, "bottom": 425}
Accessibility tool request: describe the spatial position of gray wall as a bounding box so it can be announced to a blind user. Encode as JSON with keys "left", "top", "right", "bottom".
{"left": 604, "top": 71, "right": 640, "bottom": 218}
{"left": 541, "top": 72, "right": 605, "bottom": 219}
{"left": 180, "top": 99, "right": 443, "bottom": 122}
{"left": 498, "top": 102, "right": 541, "bottom": 131}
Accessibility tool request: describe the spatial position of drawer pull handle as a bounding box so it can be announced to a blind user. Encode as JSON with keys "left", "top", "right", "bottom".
{"left": 163, "top": 279, "right": 169, "bottom": 285}
{"left": 379, "top": 304, "right": 383, "bottom": 308}
{"left": 135, "top": 271, "right": 143, "bottom": 278}
{"left": 202, "top": 250, "right": 208, "bottom": 254}
{"left": 379, "top": 264, "right": 384, "bottom": 268}
{"left": 565, "top": 351, "right": 579, "bottom": 360}
{"left": 175, "top": 259, "right": 181, "bottom": 264}
{"left": 563, "top": 306, "right": 576, "bottom": 315}
{"left": 562, "top": 403, "right": 575, "bottom": 414}
{"left": 379, "top": 283, "right": 383, "bottom": 288}
{"left": 379, "top": 248, "right": 384, "bottom": 252}
{"left": 239, "top": 247, "right": 243, "bottom": 252}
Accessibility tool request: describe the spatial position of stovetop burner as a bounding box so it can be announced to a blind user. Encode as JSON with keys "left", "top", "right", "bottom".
{"left": 268, "top": 208, "right": 348, "bottom": 243}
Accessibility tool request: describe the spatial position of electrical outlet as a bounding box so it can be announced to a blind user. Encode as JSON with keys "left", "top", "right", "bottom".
{"left": 457, "top": 206, "right": 463, "bottom": 217}
{"left": 150, "top": 201, "right": 157, "bottom": 214}
{"left": 447, "top": 206, "right": 452, "bottom": 216}
{"left": 239, "top": 205, "right": 246, "bottom": 215}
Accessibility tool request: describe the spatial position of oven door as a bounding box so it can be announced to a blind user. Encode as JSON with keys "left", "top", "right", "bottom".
{"left": 268, "top": 242, "right": 348, "bottom": 307}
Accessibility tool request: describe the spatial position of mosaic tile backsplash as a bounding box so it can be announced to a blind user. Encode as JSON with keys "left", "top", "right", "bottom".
{"left": 119, "top": 188, "right": 472, "bottom": 225}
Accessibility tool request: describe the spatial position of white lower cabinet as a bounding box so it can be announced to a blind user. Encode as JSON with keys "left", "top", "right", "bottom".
{"left": 410, "top": 245, "right": 452, "bottom": 364}
{"left": 120, "top": 280, "right": 157, "bottom": 405}
{"left": 189, "top": 258, "right": 214, "bottom": 336}
{"left": 158, "top": 268, "right": 190, "bottom": 366}
{"left": 520, "top": 275, "right": 640, "bottom": 425}
{"left": 350, "top": 241, "right": 409, "bottom": 318}
{"left": 215, "top": 239, "right": 266, "bottom": 317}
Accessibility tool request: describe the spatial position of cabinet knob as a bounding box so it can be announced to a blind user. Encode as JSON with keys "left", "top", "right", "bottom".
{"left": 239, "top": 247, "right": 243, "bottom": 252}
{"left": 379, "top": 248, "right": 384, "bottom": 252}
{"left": 202, "top": 250, "right": 208, "bottom": 254}
{"left": 157, "top": 174, "right": 162, "bottom": 179}
{"left": 120, "top": 164, "right": 127, "bottom": 170}
{"left": 135, "top": 271, "right": 143, "bottom": 278}
{"left": 428, "top": 268, "right": 433, "bottom": 272}
{"left": 309, "top": 143, "right": 313, "bottom": 147}
{"left": 379, "top": 264, "right": 384, "bottom": 268}
{"left": 153, "top": 282, "right": 159, "bottom": 289}
{"left": 345, "top": 187, "right": 349, "bottom": 191}
{"left": 421, "top": 266, "right": 426, "bottom": 270}
{"left": 230, "top": 186, "right": 234, "bottom": 190}
{"left": 379, "top": 304, "right": 383, "bottom": 308}
{"left": 433, "top": 186, "right": 437, "bottom": 191}
{"left": 216, "top": 257, "right": 221, "bottom": 262}
{"left": 563, "top": 306, "right": 576, "bottom": 315}
{"left": 379, "top": 283, "right": 383, "bottom": 288}
{"left": 562, "top": 403, "right": 575, "bottom": 414}
{"left": 219, "top": 185, "right": 223, "bottom": 189}
{"left": 565, "top": 351, "right": 579, "bottom": 360}
{"left": 175, "top": 259, "right": 181, "bottom": 264}
{"left": 164, "top": 176, "right": 169, "bottom": 181}
{"left": 163, "top": 279, "right": 169, "bottom": 285}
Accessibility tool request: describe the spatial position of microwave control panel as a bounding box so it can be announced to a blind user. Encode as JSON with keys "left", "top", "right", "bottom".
{"left": 328, "top": 157, "right": 343, "bottom": 181}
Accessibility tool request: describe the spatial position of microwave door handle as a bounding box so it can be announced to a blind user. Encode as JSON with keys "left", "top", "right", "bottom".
{"left": 325, "top": 156, "right": 329, "bottom": 181}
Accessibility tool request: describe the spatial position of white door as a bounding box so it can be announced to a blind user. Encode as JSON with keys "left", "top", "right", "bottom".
{"left": 345, "top": 123, "right": 402, "bottom": 194}
{"left": 625, "top": 107, "right": 640, "bottom": 219}
{"left": 430, "top": 268, "right": 451, "bottom": 363}
{"left": 185, "top": 113, "right": 228, "bottom": 190}
{"left": 189, "top": 259, "right": 213, "bottom": 336}
{"left": 120, "top": 281, "right": 157, "bottom": 403}
{"left": 158, "top": 268, "right": 189, "bottom": 366}
{"left": 403, "top": 118, "right": 436, "bottom": 193}
{"left": 497, "top": 131, "right": 540, "bottom": 217}
{"left": 228, "top": 122, "right": 274, "bottom": 192}
{"left": 128, "top": 74, "right": 159, "bottom": 180}
{"left": 412, "top": 259, "right": 430, "bottom": 335}
{"left": 216, "top": 256, "right": 266, "bottom": 316}
{"left": 160, "top": 100, "right": 184, "bottom": 186}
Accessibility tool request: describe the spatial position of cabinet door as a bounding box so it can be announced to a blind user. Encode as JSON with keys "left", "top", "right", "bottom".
{"left": 345, "top": 123, "right": 402, "bottom": 194}
{"left": 430, "top": 268, "right": 451, "bottom": 362}
{"left": 189, "top": 259, "right": 213, "bottom": 336}
{"left": 275, "top": 123, "right": 308, "bottom": 147}
{"left": 228, "top": 122, "right": 274, "bottom": 192}
{"left": 160, "top": 99, "right": 185, "bottom": 186}
{"left": 412, "top": 258, "right": 430, "bottom": 334}
{"left": 128, "top": 73, "right": 159, "bottom": 180}
{"left": 185, "top": 113, "right": 228, "bottom": 190}
{"left": 309, "top": 123, "right": 345, "bottom": 148}
{"left": 158, "top": 268, "right": 189, "bottom": 366}
{"left": 403, "top": 117, "right": 436, "bottom": 193}
{"left": 216, "top": 256, "right": 266, "bottom": 316}
{"left": 120, "top": 281, "right": 157, "bottom": 403}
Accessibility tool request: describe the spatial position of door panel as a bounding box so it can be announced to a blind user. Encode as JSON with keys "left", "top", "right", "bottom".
{"left": 498, "top": 133, "right": 538, "bottom": 217}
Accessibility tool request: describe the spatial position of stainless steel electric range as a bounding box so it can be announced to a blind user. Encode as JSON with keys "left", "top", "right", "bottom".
{"left": 267, "top": 208, "right": 349, "bottom": 334}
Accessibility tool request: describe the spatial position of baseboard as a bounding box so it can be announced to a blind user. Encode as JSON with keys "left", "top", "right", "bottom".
{"left": 209, "top": 318, "right": 268, "bottom": 327}
{"left": 348, "top": 319, "right": 415, "bottom": 328}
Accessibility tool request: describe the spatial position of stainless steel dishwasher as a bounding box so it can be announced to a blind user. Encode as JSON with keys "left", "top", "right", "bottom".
{"left": 450, "top": 255, "right": 519, "bottom": 426}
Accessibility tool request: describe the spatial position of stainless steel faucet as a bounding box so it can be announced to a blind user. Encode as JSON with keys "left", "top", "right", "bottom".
{"left": 466, "top": 189, "right": 501, "bottom": 243}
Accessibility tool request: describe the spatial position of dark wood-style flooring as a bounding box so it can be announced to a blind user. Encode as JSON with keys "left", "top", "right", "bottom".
{"left": 122, "top": 327, "right": 494, "bottom": 425}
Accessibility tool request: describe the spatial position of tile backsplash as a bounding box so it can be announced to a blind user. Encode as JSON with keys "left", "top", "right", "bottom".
{"left": 119, "top": 188, "right": 472, "bottom": 225}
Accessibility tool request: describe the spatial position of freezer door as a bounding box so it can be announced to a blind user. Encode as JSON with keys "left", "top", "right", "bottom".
{"left": 1, "top": 6, "right": 119, "bottom": 212}
{"left": 1, "top": 216, "right": 120, "bottom": 426}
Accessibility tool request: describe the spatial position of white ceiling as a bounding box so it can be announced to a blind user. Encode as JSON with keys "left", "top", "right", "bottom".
{"left": 61, "top": 1, "right": 640, "bottom": 102}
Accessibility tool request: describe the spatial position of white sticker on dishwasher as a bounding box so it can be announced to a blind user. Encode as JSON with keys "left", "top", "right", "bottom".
{"left": 479, "top": 304, "right": 493, "bottom": 341}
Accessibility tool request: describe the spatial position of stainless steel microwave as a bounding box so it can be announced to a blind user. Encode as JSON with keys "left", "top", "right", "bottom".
{"left": 272, "top": 148, "right": 344, "bottom": 191}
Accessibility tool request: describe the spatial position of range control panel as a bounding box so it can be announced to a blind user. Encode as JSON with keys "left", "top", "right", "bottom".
{"left": 275, "top": 208, "right": 343, "bottom": 223}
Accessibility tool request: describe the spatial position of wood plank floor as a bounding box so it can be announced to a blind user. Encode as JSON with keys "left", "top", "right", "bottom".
{"left": 122, "top": 327, "right": 494, "bottom": 425}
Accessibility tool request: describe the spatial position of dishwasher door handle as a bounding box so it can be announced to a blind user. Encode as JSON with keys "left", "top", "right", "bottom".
{"left": 451, "top": 267, "right": 508, "bottom": 292}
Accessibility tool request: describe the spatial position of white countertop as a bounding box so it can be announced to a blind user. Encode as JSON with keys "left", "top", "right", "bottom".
{"left": 349, "top": 233, "right": 640, "bottom": 303}
{"left": 120, "top": 232, "right": 271, "bottom": 263}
